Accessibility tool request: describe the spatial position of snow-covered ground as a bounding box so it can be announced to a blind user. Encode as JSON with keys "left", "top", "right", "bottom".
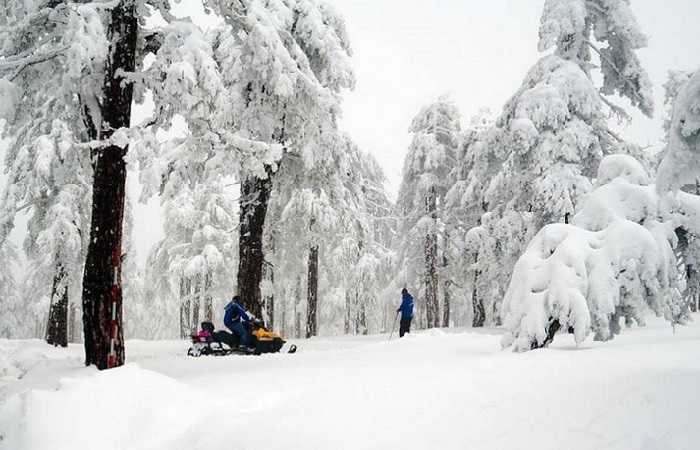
{"left": 1, "top": 315, "right": 699, "bottom": 450}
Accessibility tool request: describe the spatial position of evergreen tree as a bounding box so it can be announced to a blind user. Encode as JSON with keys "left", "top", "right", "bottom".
{"left": 459, "top": 0, "right": 654, "bottom": 326}
{"left": 395, "top": 96, "right": 460, "bottom": 329}
{"left": 144, "top": 180, "right": 237, "bottom": 338}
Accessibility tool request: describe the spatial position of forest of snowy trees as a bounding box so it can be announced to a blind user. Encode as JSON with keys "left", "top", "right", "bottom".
{"left": 1, "top": 0, "right": 699, "bottom": 370}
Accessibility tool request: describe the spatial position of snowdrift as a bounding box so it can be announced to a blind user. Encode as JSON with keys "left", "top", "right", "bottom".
{"left": 0, "top": 364, "right": 209, "bottom": 450}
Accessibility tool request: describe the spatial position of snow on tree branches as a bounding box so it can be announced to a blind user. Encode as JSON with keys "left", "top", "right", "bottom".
{"left": 501, "top": 155, "right": 679, "bottom": 351}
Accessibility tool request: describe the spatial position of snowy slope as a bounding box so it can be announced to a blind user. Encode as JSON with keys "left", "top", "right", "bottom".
{"left": 1, "top": 316, "right": 699, "bottom": 450}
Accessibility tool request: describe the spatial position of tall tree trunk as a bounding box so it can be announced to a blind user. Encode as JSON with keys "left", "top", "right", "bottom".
{"left": 68, "top": 302, "right": 77, "bottom": 343}
{"left": 280, "top": 287, "right": 287, "bottom": 337}
{"left": 359, "top": 298, "right": 367, "bottom": 335}
{"left": 263, "top": 235, "right": 275, "bottom": 328}
{"left": 294, "top": 275, "right": 302, "bottom": 339}
{"left": 443, "top": 280, "right": 451, "bottom": 328}
{"left": 472, "top": 251, "right": 485, "bottom": 327}
{"left": 306, "top": 245, "right": 319, "bottom": 338}
{"left": 424, "top": 187, "right": 439, "bottom": 328}
{"left": 179, "top": 277, "right": 191, "bottom": 339}
{"left": 191, "top": 274, "right": 201, "bottom": 334}
{"left": 204, "top": 271, "right": 213, "bottom": 322}
{"left": 353, "top": 290, "right": 360, "bottom": 334}
{"left": 81, "top": 0, "right": 137, "bottom": 370}
{"left": 442, "top": 229, "right": 451, "bottom": 328}
{"left": 344, "top": 290, "right": 351, "bottom": 334}
{"left": 238, "top": 171, "right": 273, "bottom": 318}
{"left": 47, "top": 264, "right": 68, "bottom": 347}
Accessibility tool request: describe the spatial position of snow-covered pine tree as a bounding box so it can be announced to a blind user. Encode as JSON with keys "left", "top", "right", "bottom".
{"left": 0, "top": 1, "right": 103, "bottom": 346}
{"left": 272, "top": 135, "right": 356, "bottom": 337}
{"left": 144, "top": 179, "right": 237, "bottom": 338}
{"left": 5, "top": 122, "right": 92, "bottom": 347}
{"left": 203, "top": 0, "right": 355, "bottom": 318}
{"left": 443, "top": 109, "right": 495, "bottom": 326}
{"left": 395, "top": 96, "right": 460, "bottom": 329}
{"left": 267, "top": 134, "right": 393, "bottom": 337}
{"left": 0, "top": 0, "right": 233, "bottom": 368}
{"left": 344, "top": 145, "right": 395, "bottom": 334}
{"left": 140, "top": 1, "right": 355, "bottom": 322}
{"left": 463, "top": 0, "right": 654, "bottom": 326}
{"left": 319, "top": 137, "right": 394, "bottom": 336}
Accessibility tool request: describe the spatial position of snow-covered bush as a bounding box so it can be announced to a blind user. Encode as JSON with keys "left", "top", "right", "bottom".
{"left": 502, "top": 155, "right": 679, "bottom": 351}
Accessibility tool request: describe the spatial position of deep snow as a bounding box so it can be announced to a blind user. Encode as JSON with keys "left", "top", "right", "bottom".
{"left": 1, "top": 316, "right": 699, "bottom": 450}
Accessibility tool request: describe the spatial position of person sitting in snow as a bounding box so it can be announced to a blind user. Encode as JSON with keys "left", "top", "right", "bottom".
{"left": 224, "top": 295, "right": 253, "bottom": 349}
{"left": 397, "top": 288, "right": 414, "bottom": 338}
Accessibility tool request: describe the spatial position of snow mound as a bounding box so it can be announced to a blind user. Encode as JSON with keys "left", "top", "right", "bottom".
{"left": 596, "top": 154, "right": 650, "bottom": 186}
{"left": 0, "top": 364, "right": 210, "bottom": 450}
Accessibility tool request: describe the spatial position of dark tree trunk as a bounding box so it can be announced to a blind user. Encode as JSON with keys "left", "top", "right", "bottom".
{"left": 81, "top": 0, "right": 137, "bottom": 370}
{"left": 531, "top": 318, "right": 561, "bottom": 350}
{"left": 442, "top": 280, "right": 451, "bottom": 328}
{"left": 442, "top": 229, "right": 451, "bottom": 328}
{"left": 306, "top": 245, "right": 319, "bottom": 338}
{"left": 359, "top": 298, "right": 367, "bottom": 335}
{"left": 238, "top": 171, "right": 273, "bottom": 318}
{"left": 264, "top": 269, "right": 274, "bottom": 329}
{"left": 353, "top": 291, "right": 360, "bottom": 335}
{"left": 472, "top": 252, "right": 485, "bottom": 327}
{"left": 47, "top": 264, "right": 68, "bottom": 347}
{"left": 344, "top": 290, "right": 351, "bottom": 334}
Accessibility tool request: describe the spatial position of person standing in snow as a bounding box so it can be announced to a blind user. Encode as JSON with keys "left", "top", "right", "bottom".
{"left": 397, "top": 288, "right": 414, "bottom": 338}
{"left": 224, "top": 295, "right": 253, "bottom": 348}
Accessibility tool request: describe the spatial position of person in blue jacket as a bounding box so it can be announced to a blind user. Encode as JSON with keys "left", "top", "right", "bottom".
{"left": 397, "top": 288, "right": 414, "bottom": 338}
{"left": 224, "top": 295, "right": 252, "bottom": 348}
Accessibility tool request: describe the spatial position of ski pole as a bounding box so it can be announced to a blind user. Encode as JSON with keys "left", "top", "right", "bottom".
{"left": 388, "top": 311, "right": 399, "bottom": 341}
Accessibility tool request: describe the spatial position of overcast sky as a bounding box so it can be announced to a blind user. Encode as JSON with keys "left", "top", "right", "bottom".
{"left": 2, "top": 0, "right": 700, "bottom": 268}
{"left": 329, "top": 0, "right": 700, "bottom": 196}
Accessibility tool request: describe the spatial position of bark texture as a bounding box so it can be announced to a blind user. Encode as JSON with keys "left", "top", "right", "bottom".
{"left": 81, "top": 0, "right": 137, "bottom": 369}
{"left": 442, "top": 280, "right": 451, "bottom": 328}
{"left": 471, "top": 250, "right": 485, "bottom": 327}
{"left": 306, "top": 245, "right": 319, "bottom": 338}
{"left": 237, "top": 171, "right": 273, "bottom": 318}
{"left": 46, "top": 264, "right": 68, "bottom": 347}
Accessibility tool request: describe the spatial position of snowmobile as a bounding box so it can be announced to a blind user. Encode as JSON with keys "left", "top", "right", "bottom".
{"left": 187, "top": 321, "right": 297, "bottom": 357}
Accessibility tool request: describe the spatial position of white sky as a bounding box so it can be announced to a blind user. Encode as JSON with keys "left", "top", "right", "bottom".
{"left": 329, "top": 0, "right": 700, "bottom": 196}
{"left": 2, "top": 0, "right": 700, "bottom": 269}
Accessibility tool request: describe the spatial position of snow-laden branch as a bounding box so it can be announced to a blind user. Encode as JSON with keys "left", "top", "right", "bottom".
{"left": 584, "top": 39, "right": 647, "bottom": 109}
{"left": 0, "top": 46, "right": 70, "bottom": 81}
